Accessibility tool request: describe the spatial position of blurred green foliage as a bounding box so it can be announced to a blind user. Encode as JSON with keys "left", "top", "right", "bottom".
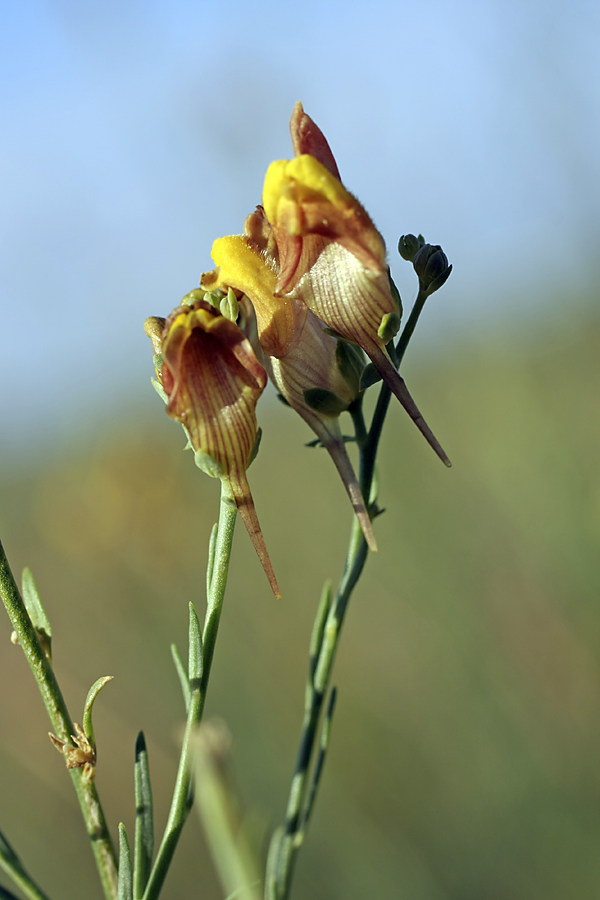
{"left": 1, "top": 310, "right": 600, "bottom": 900}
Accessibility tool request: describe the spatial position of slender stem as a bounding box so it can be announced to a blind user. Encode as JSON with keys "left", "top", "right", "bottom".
{"left": 395, "top": 287, "right": 428, "bottom": 366}
{"left": 361, "top": 285, "right": 430, "bottom": 495}
{"left": 142, "top": 485, "right": 237, "bottom": 900}
{"left": 273, "top": 391, "right": 379, "bottom": 899}
{"left": 200, "top": 486, "right": 238, "bottom": 700}
{"left": 0, "top": 540, "right": 118, "bottom": 900}
{"left": 272, "top": 287, "right": 433, "bottom": 898}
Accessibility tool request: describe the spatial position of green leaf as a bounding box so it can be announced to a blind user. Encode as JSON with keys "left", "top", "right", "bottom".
{"left": 21, "top": 568, "right": 52, "bottom": 661}
{"left": 335, "top": 340, "right": 363, "bottom": 395}
{"left": 299, "top": 687, "right": 338, "bottom": 834}
{"left": 117, "top": 823, "right": 133, "bottom": 900}
{"left": 302, "top": 388, "right": 348, "bottom": 417}
{"left": 308, "top": 582, "right": 331, "bottom": 684}
{"left": 388, "top": 270, "right": 403, "bottom": 315}
{"left": 206, "top": 523, "right": 218, "bottom": 599}
{"left": 82, "top": 676, "right": 113, "bottom": 749}
{"left": 150, "top": 377, "right": 168, "bottom": 404}
{"left": 359, "top": 362, "right": 382, "bottom": 391}
{"left": 188, "top": 602, "right": 203, "bottom": 688}
{"left": 170, "top": 643, "right": 191, "bottom": 711}
{"left": 134, "top": 732, "right": 154, "bottom": 899}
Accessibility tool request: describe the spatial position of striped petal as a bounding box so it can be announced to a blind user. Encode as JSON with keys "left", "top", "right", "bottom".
{"left": 161, "top": 300, "right": 280, "bottom": 599}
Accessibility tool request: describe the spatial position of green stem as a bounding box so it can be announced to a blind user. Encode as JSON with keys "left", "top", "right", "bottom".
{"left": 360, "top": 285, "right": 430, "bottom": 496}
{"left": 273, "top": 394, "right": 378, "bottom": 899}
{"left": 142, "top": 485, "right": 237, "bottom": 900}
{"left": 395, "top": 287, "right": 428, "bottom": 366}
{"left": 272, "top": 287, "right": 433, "bottom": 898}
{"left": 0, "top": 541, "right": 118, "bottom": 900}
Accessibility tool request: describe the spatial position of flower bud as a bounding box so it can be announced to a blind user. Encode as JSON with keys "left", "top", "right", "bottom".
{"left": 397, "top": 234, "right": 423, "bottom": 262}
{"left": 412, "top": 244, "right": 452, "bottom": 295}
{"left": 144, "top": 316, "right": 167, "bottom": 377}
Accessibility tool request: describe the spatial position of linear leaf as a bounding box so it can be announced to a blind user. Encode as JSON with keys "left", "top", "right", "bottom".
{"left": 170, "top": 643, "right": 190, "bottom": 711}
{"left": 188, "top": 602, "right": 203, "bottom": 687}
{"left": 21, "top": 568, "right": 52, "bottom": 660}
{"left": 133, "top": 732, "right": 154, "bottom": 899}
{"left": 82, "top": 675, "right": 114, "bottom": 747}
{"left": 117, "top": 823, "right": 133, "bottom": 900}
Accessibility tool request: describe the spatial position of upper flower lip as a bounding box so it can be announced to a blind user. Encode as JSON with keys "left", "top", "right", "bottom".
{"left": 289, "top": 101, "right": 340, "bottom": 179}
{"left": 262, "top": 154, "right": 387, "bottom": 297}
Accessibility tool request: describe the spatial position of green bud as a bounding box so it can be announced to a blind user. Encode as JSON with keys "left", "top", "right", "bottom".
{"left": 219, "top": 288, "right": 239, "bottom": 322}
{"left": 412, "top": 244, "right": 452, "bottom": 295}
{"left": 202, "top": 290, "right": 224, "bottom": 310}
{"left": 181, "top": 288, "right": 207, "bottom": 307}
{"left": 303, "top": 388, "right": 349, "bottom": 417}
{"left": 398, "top": 234, "right": 423, "bottom": 262}
{"left": 377, "top": 312, "right": 401, "bottom": 343}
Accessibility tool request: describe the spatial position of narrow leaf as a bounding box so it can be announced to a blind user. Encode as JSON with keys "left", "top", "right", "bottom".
{"left": 206, "top": 523, "right": 218, "bottom": 598}
{"left": 21, "top": 568, "right": 52, "bottom": 660}
{"left": 299, "top": 687, "right": 338, "bottom": 833}
{"left": 264, "top": 827, "right": 284, "bottom": 900}
{"left": 117, "top": 823, "right": 133, "bottom": 900}
{"left": 170, "top": 643, "right": 191, "bottom": 711}
{"left": 133, "top": 732, "right": 154, "bottom": 899}
{"left": 82, "top": 675, "right": 114, "bottom": 747}
{"left": 308, "top": 582, "right": 331, "bottom": 684}
{"left": 188, "top": 602, "right": 203, "bottom": 687}
{"left": 192, "top": 722, "right": 261, "bottom": 900}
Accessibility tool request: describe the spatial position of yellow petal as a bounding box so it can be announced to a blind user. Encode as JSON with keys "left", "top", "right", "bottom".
{"left": 202, "top": 235, "right": 306, "bottom": 358}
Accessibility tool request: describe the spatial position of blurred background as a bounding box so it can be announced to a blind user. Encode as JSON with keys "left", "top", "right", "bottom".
{"left": 1, "top": 0, "right": 600, "bottom": 898}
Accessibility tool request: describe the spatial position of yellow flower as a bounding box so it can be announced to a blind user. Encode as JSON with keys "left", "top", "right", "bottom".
{"left": 159, "top": 299, "right": 280, "bottom": 599}
{"left": 264, "top": 103, "right": 450, "bottom": 467}
{"left": 202, "top": 210, "right": 377, "bottom": 551}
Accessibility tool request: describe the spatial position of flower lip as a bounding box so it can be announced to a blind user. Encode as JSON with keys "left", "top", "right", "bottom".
{"left": 161, "top": 299, "right": 267, "bottom": 476}
{"left": 290, "top": 101, "right": 341, "bottom": 180}
{"left": 159, "top": 299, "right": 281, "bottom": 599}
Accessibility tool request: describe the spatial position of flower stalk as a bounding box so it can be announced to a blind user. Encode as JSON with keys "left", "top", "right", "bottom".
{"left": 268, "top": 269, "right": 446, "bottom": 899}
{"left": 142, "top": 482, "right": 237, "bottom": 900}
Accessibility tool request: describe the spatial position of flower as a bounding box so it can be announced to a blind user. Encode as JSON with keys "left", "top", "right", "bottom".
{"left": 263, "top": 103, "right": 450, "bottom": 467}
{"left": 202, "top": 209, "right": 377, "bottom": 551}
{"left": 157, "top": 299, "right": 280, "bottom": 599}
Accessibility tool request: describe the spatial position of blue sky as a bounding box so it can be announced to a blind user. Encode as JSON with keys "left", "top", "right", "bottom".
{"left": 2, "top": 0, "right": 599, "bottom": 452}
